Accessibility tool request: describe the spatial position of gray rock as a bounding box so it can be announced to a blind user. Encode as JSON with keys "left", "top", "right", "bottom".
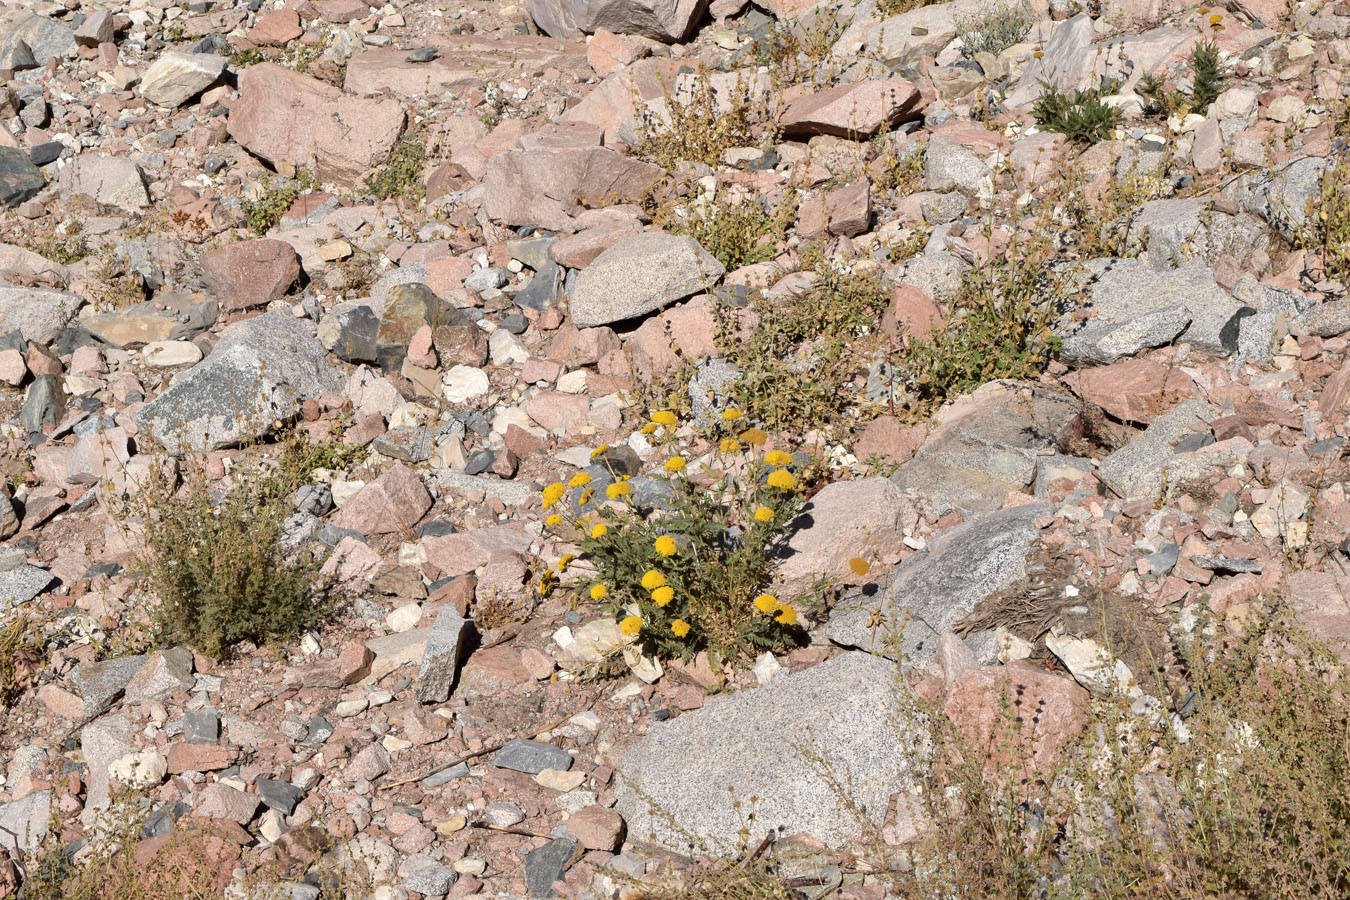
{"left": 319, "top": 303, "right": 380, "bottom": 363}
{"left": 924, "top": 136, "right": 990, "bottom": 195}
{"left": 0, "top": 493, "right": 17, "bottom": 540}
{"left": 0, "top": 10, "right": 75, "bottom": 65}
{"left": 184, "top": 708, "right": 221, "bottom": 743}
{"left": 569, "top": 233, "right": 724, "bottom": 328}
{"left": 515, "top": 259, "right": 564, "bottom": 311}
{"left": 400, "top": 855, "right": 458, "bottom": 895}
{"left": 258, "top": 778, "right": 304, "bottom": 814}
{"left": 1097, "top": 398, "right": 1216, "bottom": 499}
{"left": 139, "top": 51, "right": 227, "bottom": 107}
{"left": 890, "top": 382, "right": 1081, "bottom": 517}
{"left": 82, "top": 713, "right": 133, "bottom": 812}
{"left": 1057, "top": 258, "right": 1241, "bottom": 365}
{"left": 493, "top": 738, "right": 574, "bottom": 775}
{"left": 0, "top": 37, "right": 35, "bottom": 70}
{"left": 0, "top": 789, "right": 50, "bottom": 854}
{"left": 616, "top": 652, "right": 913, "bottom": 849}
{"left": 59, "top": 154, "right": 150, "bottom": 213}
{"left": 526, "top": 0, "right": 707, "bottom": 42}
{"left": 507, "top": 237, "right": 555, "bottom": 270}
{"left": 1143, "top": 542, "right": 1179, "bottom": 574}
{"left": 1033, "top": 454, "right": 1094, "bottom": 497}
{"left": 372, "top": 426, "right": 432, "bottom": 463}
{"left": 0, "top": 285, "right": 83, "bottom": 345}
{"left": 465, "top": 266, "right": 509, "bottom": 292}
{"left": 20, "top": 373, "right": 66, "bottom": 434}
{"left": 687, "top": 356, "right": 741, "bottom": 426}
{"left": 1292, "top": 298, "right": 1350, "bottom": 338}
{"left": 0, "top": 564, "right": 54, "bottom": 609}
{"left": 421, "top": 761, "right": 469, "bottom": 786}
{"left": 828, "top": 504, "right": 1049, "bottom": 666}
{"left": 136, "top": 311, "right": 343, "bottom": 454}
{"left": 483, "top": 800, "right": 526, "bottom": 827}
{"left": 1128, "top": 200, "right": 1270, "bottom": 272}
{"left": 0, "top": 146, "right": 45, "bottom": 208}
{"left": 1242, "top": 156, "right": 1325, "bottom": 244}
{"left": 71, "top": 654, "right": 148, "bottom": 718}
{"left": 125, "top": 647, "right": 195, "bottom": 704}
{"left": 417, "top": 604, "right": 472, "bottom": 704}
{"left": 524, "top": 835, "right": 578, "bottom": 897}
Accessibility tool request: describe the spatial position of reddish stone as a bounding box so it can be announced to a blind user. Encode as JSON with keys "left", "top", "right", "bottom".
{"left": 778, "top": 79, "right": 923, "bottom": 138}
{"left": 333, "top": 464, "right": 432, "bottom": 535}
{"left": 880, "top": 285, "right": 944, "bottom": 340}
{"left": 337, "top": 641, "right": 374, "bottom": 684}
{"left": 166, "top": 743, "right": 240, "bottom": 774}
{"left": 854, "top": 416, "right": 928, "bottom": 466}
{"left": 566, "top": 805, "right": 625, "bottom": 851}
{"left": 248, "top": 9, "right": 303, "bottom": 45}
{"left": 526, "top": 390, "right": 590, "bottom": 435}
{"left": 1063, "top": 359, "right": 1196, "bottom": 425}
{"left": 199, "top": 239, "right": 299, "bottom": 310}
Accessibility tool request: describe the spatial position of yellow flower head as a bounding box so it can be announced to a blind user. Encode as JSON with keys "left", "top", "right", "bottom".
{"left": 542, "top": 482, "right": 565, "bottom": 507}
{"left": 579, "top": 488, "right": 596, "bottom": 507}
{"left": 545, "top": 513, "right": 563, "bottom": 527}
{"left": 591, "top": 523, "right": 609, "bottom": 539}
{"left": 606, "top": 481, "right": 632, "bottom": 500}
{"left": 721, "top": 408, "right": 743, "bottom": 421}
{"left": 767, "top": 470, "right": 797, "bottom": 490}
{"left": 651, "top": 585, "right": 674, "bottom": 606}
{"left": 671, "top": 619, "right": 691, "bottom": 638}
{"left": 569, "top": 472, "right": 592, "bottom": 489}
{"left": 620, "top": 615, "right": 643, "bottom": 637}
{"left": 664, "top": 456, "right": 686, "bottom": 473}
{"left": 651, "top": 410, "right": 678, "bottom": 427}
{"left": 740, "top": 427, "right": 767, "bottom": 446}
{"left": 539, "top": 571, "right": 556, "bottom": 597}
{"left": 720, "top": 438, "right": 741, "bottom": 454}
{"left": 590, "top": 583, "right": 608, "bottom": 601}
{"left": 590, "top": 444, "right": 610, "bottom": 459}
{"left": 753, "top": 506, "right": 774, "bottom": 522}
{"left": 1209, "top": 12, "right": 1222, "bottom": 22}
{"left": 849, "top": 557, "right": 871, "bottom": 576}
{"left": 1033, "top": 49, "right": 1044, "bottom": 58}
{"left": 557, "top": 553, "right": 576, "bottom": 572}
{"left": 754, "top": 593, "right": 778, "bottom": 614}
{"left": 641, "top": 423, "right": 659, "bottom": 435}
{"left": 775, "top": 605, "right": 798, "bottom": 626}
{"left": 654, "top": 535, "right": 678, "bottom": 557}
{"left": 764, "top": 450, "right": 793, "bottom": 467}
{"left": 641, "top": 570, "right": 666, "bottom": 591}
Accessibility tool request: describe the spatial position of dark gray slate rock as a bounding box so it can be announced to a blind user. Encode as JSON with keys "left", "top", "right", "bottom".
{"left": 493, "top": 738, "right": 573, "bottom": 775}
{"left": 890, "top": 382, "right": 1081, "bottom": 517}
{"left": 420, "top": 761, "right": 469, "bottom": 786}
{"left": 136, "top": 310, "right": 342, "bottom": 453}
{"left": 615, "top": 652, "right": 912, "bottom": 849}
{"left": 71, "top": 654, "right": 149, "bottom": 718}
{"left": 258, "top": 778, "right": 304, "bottom": 814}
{"left": 184, "top": 708, "right": 221, "bottom": 743}
{"left": 0, "top": 9, "right": 75, "bottom": 64}
{"left": 321, "top": 304, "right": 380, "bottom": 363}
{"left": 828, "top": 504, "right": 1049, "bottom": 665}
{"left": 20, "top": 373, "right": 66, "bottom": 435}
{"left": 514, "top": 260, "right": 563, "bottom": 311}
{"left": 0, "top": 564, "right": 54, "bottom": 608}
{"left": 372, "top": 426, "right": 432, "bottom": 462}
{"left": 1057, "top": 259, "right": 1242, "bottom": 365}
{"left": 0, "top": 146, "right": 45, "bottom": 207}
{"left": 417, "top": 604, "right": 473, "bottom": 704}
{"left": 524, "top": 835, "right": 578, "bottom": 897}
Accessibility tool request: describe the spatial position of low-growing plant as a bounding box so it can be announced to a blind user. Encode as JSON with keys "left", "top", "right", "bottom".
{"left": 899, "top": 233, "right": 1073, "bottom": 414}
{"left": 658, "top": 191, "right": 797, "bottom": 271}
{"left": 364, "top": 131, "right": 427, "bottom": 203}
{"left": 1296, "top": 155, "right": 1350, "bottom": 283}
{"left": 876, "top": 0, "right": 942, "bottom": 17}
{"left": 955, "top": 0, "right": 1035, "bottom": 58}
{"left": 0, "top": 614, "right": 39, "bottom": 708}
{"left": 753, "top": 12, "right": 847, "bottom": 89}
{"left": 131, "top": 440, "right": 340, "bottom": 659}
{"left": 241, "top": 180, "right": 301, "bottom": 235}
{"left": 1031, "top": 78, "right": 1123, "bottom": 144}
{"left": 17, "top": 223, "right": 89, "bottom": 265}
{"left": 634, "top": 68, "right": 772, "bottom": 170}
{"left": 540, "top": 411, "right": 819, "bottom": 665}
{"left": 1138, "top": 40, "right": 1224, "bottom": 118}
{"left": 229, "top": 46, "right": 264, "bottom": 68}
{"left": 1046, "top": 160, "right": 1171, "bottom": 259}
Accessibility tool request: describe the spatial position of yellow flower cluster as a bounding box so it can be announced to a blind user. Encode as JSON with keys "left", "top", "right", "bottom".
{"left": 753, "top": 593, "right": 797, "bottom": 625}
{"left": 651, "top": 410, "right": 678, "bottom": 427}
{"left": 753, "top": 506, "right": 774, "bottom": 522}
{"left": 542, "top": 482, "right": 565, "bottom": 508}
{"left": 652, "top": 586, "right": 674, "bottom": 606}
{"left": 664, "top": 456, "right": 686, "bottom": 473}
{"left": 654, "top": 535, "right": 677, "bottom": 557}
{"left": 606, "top": 480, "right": 632, "bottom": 499}
{"left": 641, "top": 569, "right": 666, "bottom": 591}
{"left": 590, "top": 584, "right": 608, "bottom": 600}
{"left": 767, "top": 470, "right": 796, "bottom": 490}
{"left": 620, "top": 615, "right": 642, "bottom": 636}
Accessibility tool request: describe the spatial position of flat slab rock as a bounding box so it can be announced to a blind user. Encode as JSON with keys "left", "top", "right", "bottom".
{"left": 615, "top": 652, "right": 913, "bottom": 849}
{"left": 828, "top": 503, "right": 1050, "bottom": 666}
{"left": 493, "top": 738, "right": 574, "bottom": 775}
{"left": 568, "top": 232, "right": 724, "bottom": 328}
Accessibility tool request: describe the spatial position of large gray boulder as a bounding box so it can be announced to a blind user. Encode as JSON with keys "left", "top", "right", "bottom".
{"left": 1097, "top": 398, "right": 1217, "bottom": 500}
{"left": 526, "top": 0, "right": 708, "bottom": 42}
{"left": 0, "top": 9, "right": 74, "bottom": 65}
{"left": 0, "top": 146, "right": 45, "bottom": 208}
{"left": 1056, "top": 258, "right": 1244, "bottom": 366}
{"left": 1241, "top": 156, "right": 1325, "bottom": 244}
{"left": 828, "top": 503, "right": 1049, "bottom": 666}
{"left": 136, "top": 311, "right": 343, "bottom": 454}
{"left": 615, "top": 652, "right": 914, "bottom": 849}
{"left": 0, "top": 285, "right": 82, "bottom": 345}
{"left": 0, "top": 789, "right": 51, "bottom": 854}
{"left": 139, "top": 51, "right": 227, "bottom": 107}
{"left": 568, "top": 233, "right": 723, "bottom": 328}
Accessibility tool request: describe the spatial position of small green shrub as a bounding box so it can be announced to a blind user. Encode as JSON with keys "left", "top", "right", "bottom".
{"left": 1298, "top": 155, "right": 1350, "bottom": 283}
{"left": 661, "top": 192, "right": 796, "bottom": 271}
{"left": 134, "top": 443, "right": 338, "bottom": 659}
{"left": 635, "top": 69, "right": 772, "bottom": 170}
{"left": 955, "top": 0, "right": 1035, "bottom": 57}
{"left": 1032, "top": 78, "right": 1123, "bottom": 144}
{"left": 364, "top": 131, "right": 427, "bottom": 203}
{"left": 229, "top": 46, "right": 264, "bottom": 68}
{"left": 900, "top": 235, "right": 1072, "bottom": 414}
{"left": 18, "top": 224, "right": 89, "bottom": 265}
{"left": 1188, "top": 39, "right": 1224, "bottom": 115}
{"left": 540, "top": 412, "right": 820, "bottom": 665}
{"left": 241, "top": 181, "right": 300, "bottom": 235}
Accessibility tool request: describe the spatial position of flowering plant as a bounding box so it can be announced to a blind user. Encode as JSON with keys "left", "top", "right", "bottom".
{"left": 541, "top": 409, "right": 807, "bottom": 664}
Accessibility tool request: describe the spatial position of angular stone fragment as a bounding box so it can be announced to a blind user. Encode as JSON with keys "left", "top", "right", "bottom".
{"left": 482, "top": 147, "right": 663, "bottom": 233}
{"left": 70, "top": 654, "right": 148, "bottom": 718}
{"left": 227, "top": 63, "right": 405, "bottom": 187}
{"left": 59, "top": 154, "right": 149, "bottom": 212}
{"left": 417, "top": 605, "right": 472, "bottom": 704}
{"left": 828, "top": 504, "right": 1049, "bottom": 666}
{"left": 568, "top": 233, "right": 723, "bottom": 327}
{"left": 0, "top": 286, "right": 82, "bottom": 345}
{"left": 199, "top": 239, "right": 300, "bottom": 310}
{"left": 0, "top": 789, "right": 50, "bottom": 854}
{"left": 493, "top": 738, "right": 574, "bottom": 775}
{"left": 526, "top": 0, "right": 707, "bottom": 42}
{"left": 616, "top": 653, "right": 911, "bottom": 848}
{"left": 332, "top": 464, "right": 432, "bottom": 535}
{"left": 124, "top": 647, "right": 196, "bottom": 704}
{"left": 778, "top": 79, "right": 923, "bottom": 138}
{"left": 0, "top": 146, "right": 45, "bottom": 208}
{"left": 1097, "top": 399, "right": 1217, "bottom": 499}
{"left": 140, "top": 51, "right": 227, "bottom": 107}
